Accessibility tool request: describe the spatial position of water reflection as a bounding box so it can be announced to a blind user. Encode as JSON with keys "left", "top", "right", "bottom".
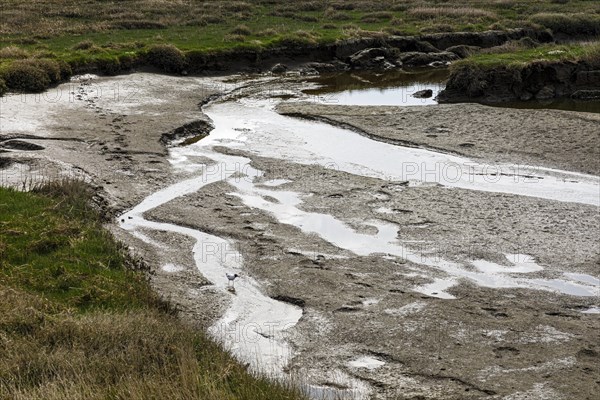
{"left": 304, "top": 69, "right": 449, "bottom": 106}
{"left": 305, "top": 69, "right": 600, "bottom": 113}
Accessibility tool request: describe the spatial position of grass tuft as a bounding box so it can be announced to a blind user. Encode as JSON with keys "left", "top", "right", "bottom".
{"left": 0, "top": 45, "right": 30, "bottom": 59}
{"left": 72, "top": 40, "right": 95, "bottom": 51}
{"left": 231, "top": 24, "right": 253, "bottom": 36}
{"left": 1, "top": 61, "right": 50, "bottom": 92}
{"left": 0, "top": 57, "right": 73, "bottom": 92}
{"left": 408, "top": 7, "right": 496, "bottom": 20}
{"left": 146, "top": 44, "right": 186, "bottom": 74}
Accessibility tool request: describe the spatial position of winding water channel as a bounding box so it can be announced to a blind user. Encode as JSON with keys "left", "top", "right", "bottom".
{"left": 117, "top": 74, "right": 600, "bottom": 398}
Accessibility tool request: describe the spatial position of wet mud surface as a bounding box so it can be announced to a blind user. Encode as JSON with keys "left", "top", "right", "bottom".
{"left": 277, "top": 102, "right": 600, "bottom": 175}
{"left": 1, "top": 73, "right": 598, "bottom": 399}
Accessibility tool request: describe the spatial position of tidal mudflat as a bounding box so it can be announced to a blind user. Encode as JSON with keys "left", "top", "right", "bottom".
{"left": 1, "top": 72, "right": 598, "bottom": 399}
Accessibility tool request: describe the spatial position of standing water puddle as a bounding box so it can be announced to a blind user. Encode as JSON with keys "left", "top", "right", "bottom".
{"left": 305, "top": 69, "right": 600, "bottom": 113}
{"left": 304, "top": 69, "right": 448, "bottom": 106}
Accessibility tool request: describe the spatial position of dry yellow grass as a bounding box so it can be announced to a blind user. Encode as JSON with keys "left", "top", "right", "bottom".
{"left": 408, "top": 7, "right": 497, "bottom": 20}
{"left": 0, "top": 285, "right": 307, "bottom": 399}
{"left": 0, "top": 46, "right": 30, "bottom": 59}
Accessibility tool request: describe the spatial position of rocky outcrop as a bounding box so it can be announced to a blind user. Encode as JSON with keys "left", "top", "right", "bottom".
{"left": 303, "top": 61, "right": 348, "bottom": 73}
{"left": 347, "top": 47, "right": 397, "bottom": 70}
{"left": 270, "top": 63, "right": 288, "bottom": 74}
{"left": 438, "top": 60, "right": 600, "bottom": 103}
{"left": 413, "top": 89, "right": 433, "bottom": 98}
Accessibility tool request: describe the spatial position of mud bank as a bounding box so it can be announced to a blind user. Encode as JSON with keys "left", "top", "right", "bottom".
{"left": 0, "top": 28, "right": 553, "bottom": 97}
{"left": 2, "top": 73, "right": 599, "bottom": 399}
{"left": 0, "top": 73, "right": 227, "bottom": 216}
{"left": 439, "top": 59, "right": 600, "bottom": 103}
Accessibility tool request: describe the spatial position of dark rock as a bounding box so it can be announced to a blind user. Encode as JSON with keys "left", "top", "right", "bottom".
{"left": 571, "top": 90, "right": 600, "bottom": 100}
{"left": 535, "top": 85, "right": 555, "bottom": 100}
{"left": 302, "top": 60, "right": 351, "bottom": 74}
{"left": 160, "top": 119, "right": 213, "bottom": 145}
{"left": 271, "top": 63, "right": 288, "bottom": 74}
{"left": 0, "top": 157, "right": 14, "bottom": 168}
{"left": 413, "top": 89, "right": 433, "bottom": 99}
{"left": 399, "top": 51, "right": 458, "bottom": 67}
{"left": 385, "top": 36, "right": 440, "bottom": 53}
{"left": 446, "top": 45, "right": 480, "bottom": 58}
{"left": 519, "top": 91, "right": 534, "bottom": 101}
{"left": 347, "top": 47, "right": 396, "bottom": 70}
{"left": 332, "top": 37, "right": 383, "bottom": 59}
{"left": 304, "top": 62, "right": 338, "bottom": 73}
{"left": 576, "top": 70, "right": 600, "bottom": 85}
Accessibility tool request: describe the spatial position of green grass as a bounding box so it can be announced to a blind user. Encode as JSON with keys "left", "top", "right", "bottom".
{"left": 0, "top": 1, "right": 599, "bottom": 93}
{"left": 0, "top": 180, "right": 146, "bottom": 310}
{"left": 0, "top": 181, "right": 307, "bottom": 399}
{"left": 454, "top": 41, "right": 600, "bottom": 68}
{"left": 1, "top": 0, "right": 599, "bottom": 69}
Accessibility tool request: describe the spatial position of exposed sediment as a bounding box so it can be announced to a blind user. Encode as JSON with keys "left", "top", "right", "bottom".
{"left": 2, "top": 73, "right": 599, "bottom": 400}
{"left": 277, "top": 102, "right": 600, "bottom": 175}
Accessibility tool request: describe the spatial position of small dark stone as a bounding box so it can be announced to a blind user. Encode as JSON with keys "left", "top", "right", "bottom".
{"left": 271, "top": 63, "right": 288, "bottom": 74}
{"left": 571, "top": 90, "right": 600, "bottom": 100}
{"left": 413, "top": 89, "right": 433, "bottom": 99}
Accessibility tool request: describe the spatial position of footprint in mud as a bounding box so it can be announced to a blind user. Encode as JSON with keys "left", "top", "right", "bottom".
{"left": 425, "top": 126, "right": 451, "bottom": 135}
{"left": 493, "top": 346, "right": 520, "bottom": 358}
{"left": 371, "top": 191, "right": 391, "bottom": 201}
{"left": 376, "top": 207, "right": 414, "bottom": 215}
{"left": 334, "top": 306, "right": 362, "bottom": 313}
{"left": 381, "top": 182, "right": 408, "bottom": 192}
{"left": 576, "top": 348, "right": 599, "bottom": 358}
{"left": 482, "top": 307, "right": 509, "bottom": 318}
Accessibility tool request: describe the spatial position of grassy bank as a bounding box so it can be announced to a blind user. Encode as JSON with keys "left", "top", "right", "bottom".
{"left": 0, "top": 180, "right": 306, "bottom": 400}
{"left": 454, "top": 40, "right": 600, "bottom": 68}
{"left": 439, "top": 39, "right": 600, "bottom": 102}
{"left": 1, "top": 1, "right": 599, "bottom": 94}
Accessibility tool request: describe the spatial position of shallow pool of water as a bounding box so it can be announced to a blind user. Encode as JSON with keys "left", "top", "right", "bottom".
{"left": 305, "top": 69, "right": 600, "bottom": 113}
{"left": 304, "top": 69, "right": 448, "bottom": 106}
